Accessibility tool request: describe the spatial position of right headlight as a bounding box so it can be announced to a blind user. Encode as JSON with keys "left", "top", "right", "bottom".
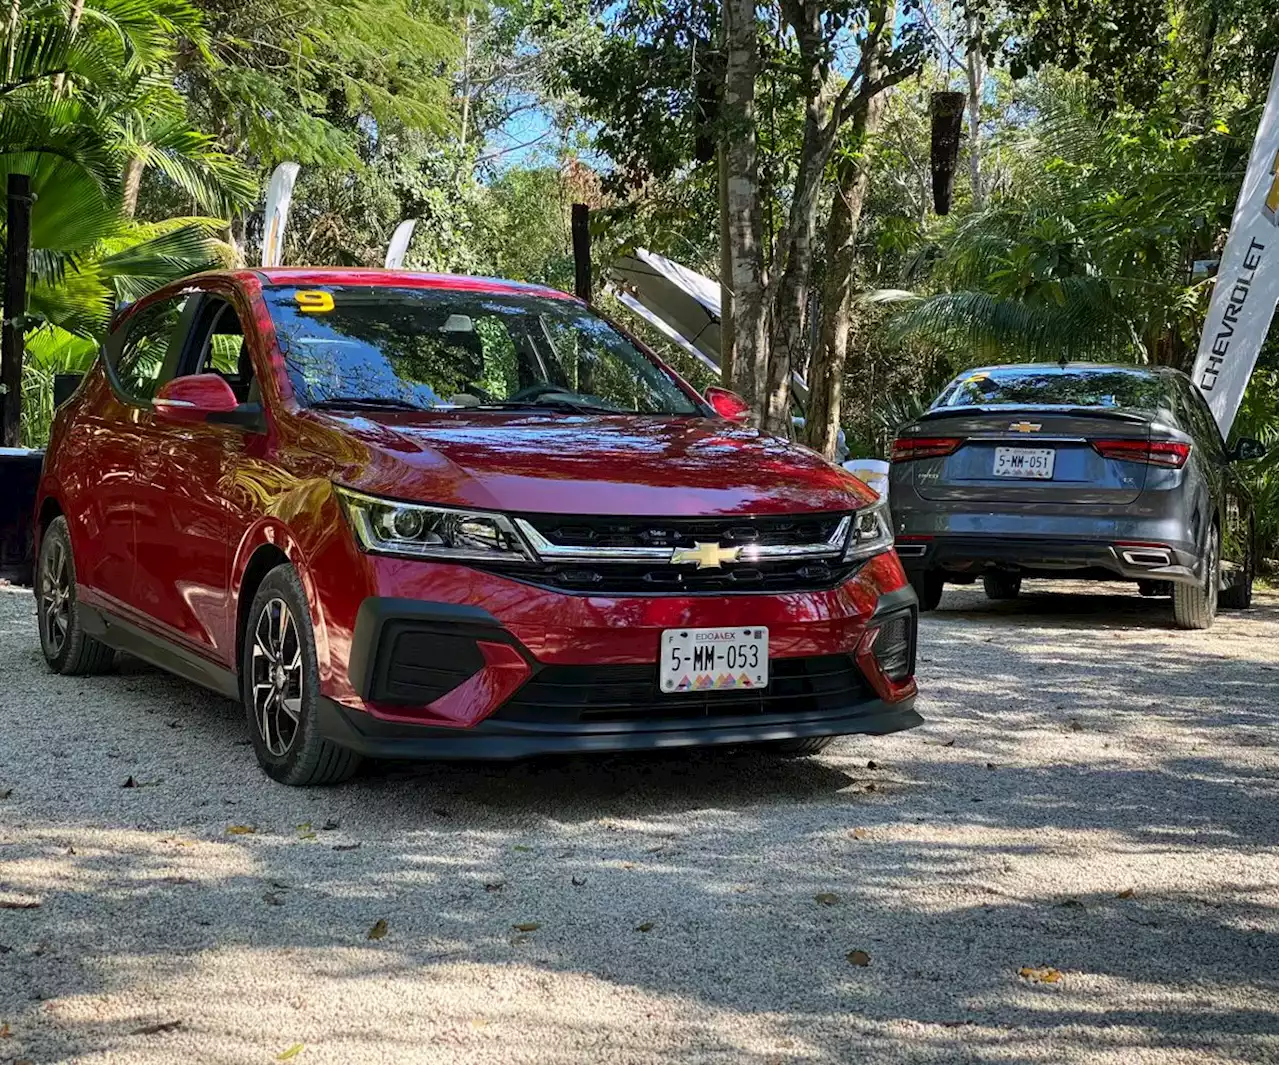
{"left": 844, "top": 499, "right": 894, "bottom": 561}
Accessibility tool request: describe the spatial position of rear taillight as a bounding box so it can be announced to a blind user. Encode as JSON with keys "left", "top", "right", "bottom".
{"left": 1091, "top": 439, "right": 1190, "bottom": 468}
{"left": 890, "top": 437, "right": 962, "bottom": 462}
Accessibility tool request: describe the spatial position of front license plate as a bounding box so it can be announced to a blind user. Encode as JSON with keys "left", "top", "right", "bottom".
{"left": 660, "top": 627, "right": 768, "bottom": 693}
{"left": 993, "top": 446, "right": 1055, "bottom": 479}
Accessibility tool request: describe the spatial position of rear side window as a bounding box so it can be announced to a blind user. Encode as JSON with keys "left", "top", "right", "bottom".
{"left": 933, "top": 367, "right": 1166, "bottom": 410}
{"left": 110, "top": 296, "right": 187, "bottom": 403}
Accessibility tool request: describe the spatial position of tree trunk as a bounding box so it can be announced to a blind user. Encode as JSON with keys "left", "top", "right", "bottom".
{"left": 121, "top": 155, "right": 144, "bottom": 218}
{"left": 965, "top": 13, "right": 984, "bottom": 210}
{"left": 51, "top": 0, "right": 86, "bottom": 96}
{"left": 802, "top": 4, "right": 892, "bottom": 459}
{"left": 717, "top": 137, "right": 736, "bottom": 389}
{"left": 722, "top": 0, "right": 767, "bottom": 410}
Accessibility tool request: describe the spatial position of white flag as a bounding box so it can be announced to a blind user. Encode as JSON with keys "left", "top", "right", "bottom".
{"left": 1192, "top": 59, "right": 1279, "bottom": 436}
{"left": 261, "top": 162, "right": 301, "bottom": 269}
{"left": 385, "top": 219, "right": 418, "bottom": 269}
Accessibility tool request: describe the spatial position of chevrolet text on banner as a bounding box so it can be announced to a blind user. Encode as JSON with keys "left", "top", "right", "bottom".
{"left": 1192, "top": 58, "right": 1279, "bottom": 436}
{"left": 261, "top": 162, "right": 301, "bottom": 269}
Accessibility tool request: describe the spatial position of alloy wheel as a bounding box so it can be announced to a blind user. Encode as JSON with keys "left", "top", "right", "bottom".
{"left": 251, "top": 597, "right": 304, "bottom": 756}
{"left": 40, "top": 539, "right": 71, "bottom": 656}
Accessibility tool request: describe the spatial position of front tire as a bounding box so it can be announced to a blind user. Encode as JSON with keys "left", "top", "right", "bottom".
{"left": 242, "top": 564, "right": 361, "bottom": 786}
{"left": 36, "top": 517, "right": 115, "bottom": 675}
{"left": 909, "top": 570, "right": 944, "bottom": 612}
{"left": 1219, "top": 535, "right": 1254, "bottom": 610}
{"left": 982, "top": 573, "right": 1022, "bottom": 600}
{"left": 1172, "top": 527, "right": 1219, "bottom": 630}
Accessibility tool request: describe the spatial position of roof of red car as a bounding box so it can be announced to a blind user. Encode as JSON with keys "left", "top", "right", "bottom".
{"left": 249, "top": 267, "right": 576, "bottom": 301}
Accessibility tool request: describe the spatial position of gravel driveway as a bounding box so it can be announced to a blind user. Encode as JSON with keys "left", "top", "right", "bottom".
{"left": 0, "top": 580, "right": 1275, "bottom": 1065}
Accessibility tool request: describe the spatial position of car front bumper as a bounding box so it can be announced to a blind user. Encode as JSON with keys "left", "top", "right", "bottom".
{"left": 310, "top": 551, "right": 921, "bottom": 759}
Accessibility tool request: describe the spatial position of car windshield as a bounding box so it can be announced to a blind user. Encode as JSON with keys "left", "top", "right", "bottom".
{"left": 262, "top": 284, "right": 700, "bottom": 416}
{"left": 932, "top": 367, "right": 1166, "bottom": 410}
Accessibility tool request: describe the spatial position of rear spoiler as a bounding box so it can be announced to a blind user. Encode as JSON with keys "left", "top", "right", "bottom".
{"left": 917, "top": 405, "right": 1151, "bottom": 425}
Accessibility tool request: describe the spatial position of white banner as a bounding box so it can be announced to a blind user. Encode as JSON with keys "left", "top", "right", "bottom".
{"left": 1192, "top": 59, "right": 1279, "bottom": 436}
{"left": 261, "top": 162, "right": 301, "bottom": 268}
{"left": 385, "top": 219, "right": 418, "bottom": 269}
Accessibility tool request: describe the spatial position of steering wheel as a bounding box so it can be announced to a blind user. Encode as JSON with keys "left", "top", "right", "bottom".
{"left": 507, "top": 383, "right": 578, "bottom": 403}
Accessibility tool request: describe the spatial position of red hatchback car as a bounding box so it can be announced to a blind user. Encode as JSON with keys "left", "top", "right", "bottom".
{"left": 34, "top": 269, "right": 920, "bottom": 785}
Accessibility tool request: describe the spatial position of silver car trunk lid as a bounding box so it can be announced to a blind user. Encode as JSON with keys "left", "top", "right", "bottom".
{"left": 906, "top": 405, "right": 1152, "bottom": 505}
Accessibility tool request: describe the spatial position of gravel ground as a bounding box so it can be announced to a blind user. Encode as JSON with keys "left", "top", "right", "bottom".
{"left": 0, "top": 579, "right": 1276, "bottom": 1065}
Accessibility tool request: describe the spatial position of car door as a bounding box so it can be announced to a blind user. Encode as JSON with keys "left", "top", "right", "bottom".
{"left": 130, "top": 290, "right": 261, "bottom": 662}
{"left": 1178, "top": 378, "right": 1249, "bottom": 570}
{"left": 79, "top": 294, "right": 189, "bottom": 609}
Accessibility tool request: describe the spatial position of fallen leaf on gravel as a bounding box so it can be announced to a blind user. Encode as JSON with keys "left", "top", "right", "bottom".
{"left": 510, "top": 934, "right": 530, "bottom": 945}
{"left": 469, "top": 1018, "right": 489, "bottom": 1029}
{"left": 986, "top": 763, "right": 997, "bottom": 770}
{"left": 850, "top": 828, "right": 869, "bottom": 840}
{"left": 0, "top": 1022, "right": 10, "bottom": 1037}
{"left": 814, "top": 893, "right": 840, "bottom": 906}
{"left": 483, "top": 882, "right": 503, "bottom": 893}
{"left": 635, "top": 921, "right": 654, "bottom": 932}
{"left": 263, "top": 893, "right": 285, "bottom": 906}
{"left": 1116, "top": 888, "right": 1134, "bottom": 900}
{"left": 332, "top": 843, "right": 360, "bottom": 852}
{"left": 122, "top": 776, "right": 138, "bottom": 788}
{"left": 846, "top": 950, "right": 871, "bottom": 967}
{"left": 511, "top": 845, "right": 533, "bottom": 853}
{"left": 276, "top": 1044, "right": 304, "bottom": 1060}
{"left": 571, "top": 876, "right": 587, "bottom": 887}
{"left": 866, "top": 760, "right": 879, "bottom": 770}
{"left": 0, "top": 788, "right": 12, "bottom": 799}
{"left": 367, "top": 919, "right": 388, "bottom": 940}
{"left": 512, "top": 922, "right": 540, "bottom": 932}
{"left": 621, "top": 861, "right": 635, "bottom": 869}
{"left": 940, "top": 1020, "right": 975, "bottom": 1028}
{"left": 14, "top": 1059, "right": 32, "bottom": 1065}
{"left": 321, "top": 819, "right": 340, "bottom": 831}
{"left": 1019, "top": 966, "right": 1062, "bottom": 984}
{"left": 1069, "top": 720, "right": 1083, "bottom": 732}
{"left": 1057, "top": 898, "right": 1085, "bottom": 910}
{"left": 924, "top": 738, "right": 955, "bottom": 748}
{"left": 225, "top": 825, "right": 255, "bottom": 835}
{"left": 864, "top": 782, "right": 877, "bottom": 792}
{"left": 296, "top": 822, "right": 312, "bottom": 833}
{"left": 129, "top": 1020, "right": 183, "bottom": 1035}
{"left": 161, "top": 876, "right": 194, "bottom": 886}
{"left": 0, "top": 900, "right": 39, "bottom": 910}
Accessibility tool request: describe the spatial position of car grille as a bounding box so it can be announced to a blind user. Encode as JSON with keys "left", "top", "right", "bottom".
{"left": 501, "top": 511, "right": 855, "bottom": 595}
{"left": 519, "top": 512, "right": 849, "bottom": 550}
{"left": 492, "top": 655, "right": 872, "bottom": 724}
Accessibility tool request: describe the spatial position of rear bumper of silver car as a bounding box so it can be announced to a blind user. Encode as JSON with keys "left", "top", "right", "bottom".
{"left": 893, "top": 534, "right": 1202, "bottom": 586}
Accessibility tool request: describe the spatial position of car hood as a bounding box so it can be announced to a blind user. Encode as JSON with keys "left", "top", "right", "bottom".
{"left": 315, "top": 411, "right": 876, "bottom": 516}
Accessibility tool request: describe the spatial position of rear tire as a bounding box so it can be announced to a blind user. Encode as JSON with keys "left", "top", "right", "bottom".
{"left": 759, "top": 736, "right": 835, "bottom": 757}
{"left": 1172, "top": 527, "right": 1219, "bottom": 630}
{"left": 1223, "top": 545, "right": 1254, "bottom": 611}
{"left": 909, "top": 570, "right": 943, "bottom": 612}
{"left": 242, "top": 563, "right": 361, "bottom": 786}
{"left": 982, "top": 573, "right": 1022, "bottom": 600}
{"left": 36, "top": 517, "right": 115, "bottom": 675}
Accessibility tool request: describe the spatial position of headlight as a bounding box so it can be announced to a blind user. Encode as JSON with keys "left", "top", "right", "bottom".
{"left": 335, "top": 486, "right": 534, "bottom": 563}
{"left": 844, "top": 500, "right": 894, "bottom": 561}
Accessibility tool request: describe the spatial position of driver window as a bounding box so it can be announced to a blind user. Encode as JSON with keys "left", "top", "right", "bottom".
{"left": 189, "top": 300, "right": 256, "bottom": 403}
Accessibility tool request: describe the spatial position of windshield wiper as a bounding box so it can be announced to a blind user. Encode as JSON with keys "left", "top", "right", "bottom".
{"left": 476, "top": 398, "right": 626, "bottom": 415}
{"left": 309, "top": 397, "right": 429, "bottom": 412}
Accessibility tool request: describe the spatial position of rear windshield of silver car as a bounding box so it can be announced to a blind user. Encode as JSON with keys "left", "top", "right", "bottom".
{"left": 933, "top": 367, "right": 1166, "bottom": 410}
{"left": 262, "top": 285, "right": 700, "bottom": 415}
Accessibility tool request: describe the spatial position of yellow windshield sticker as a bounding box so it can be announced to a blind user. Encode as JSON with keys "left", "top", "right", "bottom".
{"left": 295, "top": 290, "right": 334, "bottom": 314}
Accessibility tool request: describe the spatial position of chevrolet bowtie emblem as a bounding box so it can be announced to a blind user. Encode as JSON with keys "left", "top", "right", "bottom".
{"left": 670, "top": 542, "right": 741, "bottom": 569}
{"left": 1009, "top": 421, "right": 1042, "bottom": 433}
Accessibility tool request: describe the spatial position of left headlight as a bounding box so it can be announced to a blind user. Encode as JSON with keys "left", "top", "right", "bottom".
{"left": 844, "top": 499, "right": 894, "bottom": 562}
{"left": 335, "top": 486, "right": 535, "bottom": 563}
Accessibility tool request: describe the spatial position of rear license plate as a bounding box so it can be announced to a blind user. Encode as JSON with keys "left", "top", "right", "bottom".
{"left": 660, "top": 627, "right": 768, "bottom": 693}
{"left": 993, "top": 447, "right": 1055, "bottom": 479}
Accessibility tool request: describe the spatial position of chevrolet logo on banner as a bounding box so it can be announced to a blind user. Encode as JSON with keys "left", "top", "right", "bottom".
{"left": 1008, "top": 421, "right": 1042, "bottom": 433}
{"left": 670, "top": 542, "right": 741, "bottom": 569}
{"left": 1192, "top": 57, "right": 1280, "bottom": 435}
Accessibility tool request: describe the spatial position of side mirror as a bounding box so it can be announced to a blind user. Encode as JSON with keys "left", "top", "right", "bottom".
{"left": 53, "top": 372, "right": 83, "bottom": 408}
{"left": 705, "top": 385, "right": 751, "bottom": 423}
{"left": 153, "top": 373, "right": 239, "bottom": 424}
{"left": 1230, "top": 437, "right": 1267, "bottom": 461}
